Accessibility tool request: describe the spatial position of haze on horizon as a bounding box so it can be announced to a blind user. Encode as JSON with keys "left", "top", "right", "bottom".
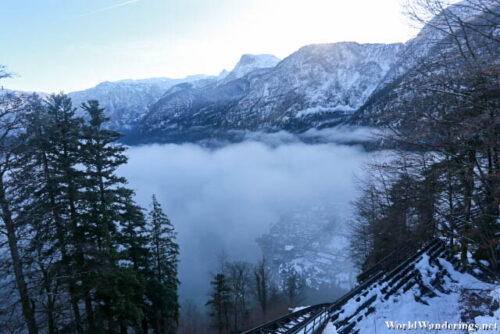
{"left": 1, "top": 0, "right": 421, "bottom": 93}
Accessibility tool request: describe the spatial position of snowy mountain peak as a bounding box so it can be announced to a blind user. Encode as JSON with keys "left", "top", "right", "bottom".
{"left": 223, "top": 54, "right": 280, "bottom": 81}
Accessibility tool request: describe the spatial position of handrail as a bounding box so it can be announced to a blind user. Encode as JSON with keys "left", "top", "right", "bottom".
{"left": 289, "top": 239, "right": 443, "bottom": 334}
{"left": 287, "top": 307, "right": 329, "bottom": 334}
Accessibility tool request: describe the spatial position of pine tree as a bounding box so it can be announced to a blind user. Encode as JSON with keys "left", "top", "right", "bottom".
{"left": 13, "top": 94, "right": 60, "bottom": 333}
{"left": 145, "top": 195, "right": 180, "bottom": 334}
{"left": 80, "top": 99, "right": 146, "bottom": 332}
{"left": 116, "top": 199, "right": 150, "bottom": 333}
{"left": 0, "top": 91, "right": 179, "bottom": 332}
{"left": 206, "top": 273, "right": 232, "bottom": 334}
{"left": 15, "top": 93, "right": 85, "bottom": 333}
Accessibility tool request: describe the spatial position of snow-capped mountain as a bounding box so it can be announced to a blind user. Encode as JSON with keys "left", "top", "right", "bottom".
{"left": 226, "top": 43, "right": 402, "bottom": 128}
{"left": 68, "top": 75, "right": 210, "bottom": 131}
{"left": 218, "top": 54, "right": 281, "bottom": 84}
{"left": 61, "top": 0, "right": 497, "bottom": 144}
{"left": 351, "top": 0, "right": 499, "bottom": 126}
{"left": 131, "top": 42, "right": 402, "bottom": 143}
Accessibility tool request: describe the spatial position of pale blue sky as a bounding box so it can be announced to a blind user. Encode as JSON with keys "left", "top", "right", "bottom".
{"left": 1, "top": 0, "right": 419, "bottom": 93}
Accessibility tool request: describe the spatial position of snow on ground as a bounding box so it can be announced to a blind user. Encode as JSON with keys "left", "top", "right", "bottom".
{"left": 323, "top": 322, "right": 338, "bottom": 334}
{"left": 352, "top": 256, "right": 498, "bottom": 333}
{"left": 475, "top": 285, "right": 500, "bottom": 333}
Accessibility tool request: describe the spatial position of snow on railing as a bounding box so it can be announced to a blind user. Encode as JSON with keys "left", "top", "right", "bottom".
{"left": 288, "top": 306, "right": 329, "bottom": 334}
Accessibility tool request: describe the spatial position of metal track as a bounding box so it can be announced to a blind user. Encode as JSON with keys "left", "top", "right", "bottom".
{"left": 242, "top": 304, "right": 330, "bottom": 334}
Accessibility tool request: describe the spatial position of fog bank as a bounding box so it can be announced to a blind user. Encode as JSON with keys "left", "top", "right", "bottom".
{"left": 119, "top": 133, "right": 373, "bottom": 304}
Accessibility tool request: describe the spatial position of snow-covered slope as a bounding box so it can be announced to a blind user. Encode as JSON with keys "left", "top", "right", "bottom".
{"left": 218, "top": 54, "right": 280, "bottom": 84}
{"left": 351, "top": 0, "right": 499, "bottom": 126}
{"left": 132, "top": 42, "right": 402, "bottom": 143}
{"left": 257, "top": 205, "right": 356, "bottom": 292}
{"left": 327, "top": 242, "right": 499, "bottom": 334}
{"left": 68, "top": 75, "right": 210, "bottom": 131}
{"left": 246, "top": 239, "right": 499, "bottom": 334}
{"left": 245, "top": 238, "right": 499, "bottom": 334}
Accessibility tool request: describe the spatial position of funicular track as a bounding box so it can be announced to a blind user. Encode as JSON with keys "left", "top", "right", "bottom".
{"left": 242, "top": 303, "right": 330, "bottom": 334}
{"left": 242, "top": 210, "right": 486, "bottom": 334}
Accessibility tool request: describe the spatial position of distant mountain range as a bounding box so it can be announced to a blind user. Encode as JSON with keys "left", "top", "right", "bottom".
{"left": 35, "top": 1, "right": 490, "bottom": 144}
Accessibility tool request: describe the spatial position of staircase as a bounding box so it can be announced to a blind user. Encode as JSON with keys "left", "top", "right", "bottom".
{"left": 243, "top": 238, "right": 468, "bottom": 334}
{"left": 243, "top": 208, "right": 494, "bottom": 334}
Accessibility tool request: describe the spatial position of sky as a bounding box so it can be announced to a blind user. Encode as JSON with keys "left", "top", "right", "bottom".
{"left": 1, "top": 0, "right": 420, "bottom": 93}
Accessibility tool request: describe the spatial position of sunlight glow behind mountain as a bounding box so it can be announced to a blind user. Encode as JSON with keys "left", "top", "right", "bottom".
{"left": 1, "top": 0, "right": 418, "bottom": 92}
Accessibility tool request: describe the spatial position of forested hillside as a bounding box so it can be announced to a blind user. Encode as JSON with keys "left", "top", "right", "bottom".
{"left": 0, "top": 82, "right": 180, "bottom": 333}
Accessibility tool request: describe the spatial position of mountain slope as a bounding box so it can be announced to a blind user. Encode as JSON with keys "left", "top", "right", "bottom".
{"left": 68, "top": 75, "right": 210, "bottom": 131}
{"left": 257, "top": 205, "right": 356, "bottom": 294}
{"left": 350, "top": 0, "right": 500, "bottom": 126}
{"left": 63, "top": 1, "right": 498, "bottom": 144}
{"left": 132, "top": 42, "right": 402, "bottom": 143}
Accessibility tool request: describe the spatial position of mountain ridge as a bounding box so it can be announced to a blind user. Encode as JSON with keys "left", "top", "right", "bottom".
{"left": 13, "top": 0, "right": 496, "bottom": 144}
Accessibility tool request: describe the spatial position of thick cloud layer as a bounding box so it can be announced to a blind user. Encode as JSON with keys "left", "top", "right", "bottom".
{"left": 119, "top": 132, "right": 372, "bottom": 304}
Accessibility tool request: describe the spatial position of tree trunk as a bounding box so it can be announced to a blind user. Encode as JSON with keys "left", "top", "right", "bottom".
{"left": 41, "top": 152, "right": 83, "bottom": 334}
{"left": 0, "top": 176, "right": 38, "bottom": 334}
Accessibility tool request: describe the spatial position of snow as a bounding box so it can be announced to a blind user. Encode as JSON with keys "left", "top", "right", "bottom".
{"left": 219, "top": 54, "right": 280, "bottom": 84}
{"left": 140, "top": 42, "right": 404, "bottom": 140}
{"left": 345, "top": 255, "right": 498, "bottom": 334}
{"left": 257, "top": 204, "right": 357, "bottom": 291}
{"left": 472, "top": 285, "right": 500, "bottom": 333}
{"left": 291, "top": 305, "right": 310, "bottom": 312}
{"left": 479, "top": 260, "right": 490, "bottom": 267}
{"left": 68, "top": 74, "right": 213, "bottom": 131}
{"left": 322, "top": 322, "right": 338, "bottom": 334}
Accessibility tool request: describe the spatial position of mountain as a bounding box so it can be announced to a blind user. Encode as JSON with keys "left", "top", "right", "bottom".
{"left": 68, "top": 75, "right": 210, "bottom": 131}
{"left": 62, "top": 0, "right": 497, "bottom": 144}
{"left": 218, "top": 54, "right": 280, "bottom": 84}
{"left": 131, "top": 43, "right": 402, "bottom": 143}
{"left": 350, "top": 0, "right": 499, "bottom": 126}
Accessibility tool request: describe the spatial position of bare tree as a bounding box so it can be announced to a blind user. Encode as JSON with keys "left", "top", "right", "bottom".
{"left": 352, "top": 0, "right": 499, "bottom": 273}
{"left": 253, "top": 257, "right": 273, "bottom": 316}
{"left": 0, "top": 70, "right": 38, "bottom": 333}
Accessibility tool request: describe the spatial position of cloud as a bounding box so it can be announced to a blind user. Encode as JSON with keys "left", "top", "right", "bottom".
{"left": 118, "top": 131, "right": 373, "bottom": 305}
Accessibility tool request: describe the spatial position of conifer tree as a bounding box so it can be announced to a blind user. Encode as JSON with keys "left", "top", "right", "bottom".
{"left": 206, "top": 273, "right": 232, "bottom": 334}
{"left": 146, "top": 195, "right": 180, "bottom": 334}
{"left": 15, "top": 93, "right": 85, "bottom": 333}
{"left": 0, "top": 89, "right": 184, "bottom": 332}
{"left": 80, "top": 99, "right": 146, "bottom": 332}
